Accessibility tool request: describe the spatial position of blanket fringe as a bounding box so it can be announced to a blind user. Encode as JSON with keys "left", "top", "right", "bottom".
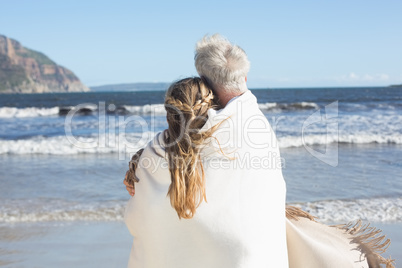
{"left": 285, "top": 205, "right": 317, "bottom": 222}
{"left": 334, "top": 220, "right": 395, "bottom": 268}
{"left": 285, "top": 206, "right": 395, "bottom": 267}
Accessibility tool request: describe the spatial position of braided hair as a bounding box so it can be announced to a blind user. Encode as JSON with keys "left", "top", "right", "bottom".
{"left": 126, "top": 77, "right": 220, "bottom": 219}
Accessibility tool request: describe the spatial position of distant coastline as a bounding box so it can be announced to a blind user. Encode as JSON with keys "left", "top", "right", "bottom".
{"left": 90, "top": 82, "right": 170, "bottom": 92}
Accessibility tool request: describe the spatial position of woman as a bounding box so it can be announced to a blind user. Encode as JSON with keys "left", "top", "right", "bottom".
{"left": 124, "top": 77, "right": 394, "bottom": 268}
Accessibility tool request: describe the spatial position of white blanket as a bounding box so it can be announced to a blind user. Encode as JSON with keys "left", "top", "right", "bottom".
{"left": 125, "top": 90, "right": 289, "bottom": 267}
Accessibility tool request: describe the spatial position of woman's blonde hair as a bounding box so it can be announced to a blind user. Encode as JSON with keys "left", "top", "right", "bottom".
{"left": 164, "top": 77, "right": 219, "bottom": 219}
{"left": 126, "top": 77, "right": 219, "bottom": 219}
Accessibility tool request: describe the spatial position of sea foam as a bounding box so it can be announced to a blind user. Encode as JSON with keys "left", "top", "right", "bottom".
{"left": 1, "top": 197, "right": 400, "bottom": 223}
{"left": 1, "top": 132, "right": 401, "bottom": 155}
{"left": 0, "top": 102, "right": 321, "bottom": 118}
{"left": 0, "top": 133, "right": 155, "bottom": 155}
{"left": 0, "top": 107, "right": 60, "bottom": 118}
{"left": 289, "top": 196, "right": 402, "bottom": 223}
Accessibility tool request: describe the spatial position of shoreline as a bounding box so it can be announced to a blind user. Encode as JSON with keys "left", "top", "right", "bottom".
{"left": 0, "top": 220, "right": 399, "bottom": 267}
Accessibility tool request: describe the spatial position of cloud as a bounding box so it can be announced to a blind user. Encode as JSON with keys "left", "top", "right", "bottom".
{"left": 339, "top": 72, "right": 390, "bottom": 82}
{"left": 349, "top": 72, "right": 359, "bottom": 79}
{"left": 249, "top": 72, "right": 396, "bottom": 88}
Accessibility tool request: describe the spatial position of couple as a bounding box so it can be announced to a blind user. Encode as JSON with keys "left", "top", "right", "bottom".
{"left": 123, "top": 35, "right": 394, "bottom": 268}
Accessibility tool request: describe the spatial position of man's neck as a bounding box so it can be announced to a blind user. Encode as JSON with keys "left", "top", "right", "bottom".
{"left": 217, "top": 92, "right": 240, "bottom": 107}
{"left": 217, "top": 86, "right": 248, "bottom": 107}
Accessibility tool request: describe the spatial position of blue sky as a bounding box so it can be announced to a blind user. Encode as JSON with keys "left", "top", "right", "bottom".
{"left": 1, "top": 0, "right": 401, "bottom": 88}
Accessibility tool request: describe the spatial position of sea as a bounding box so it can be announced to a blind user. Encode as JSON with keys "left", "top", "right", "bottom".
{"left": 0, "top": 86, "right": 401, "bottom": 267}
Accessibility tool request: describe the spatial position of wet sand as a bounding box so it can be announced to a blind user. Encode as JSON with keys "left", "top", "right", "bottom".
{"left": 0, "top": 222, "right": 132, "bottom": 268}
{"left": 0, "top": 221, "right": 399, "bottom": 267}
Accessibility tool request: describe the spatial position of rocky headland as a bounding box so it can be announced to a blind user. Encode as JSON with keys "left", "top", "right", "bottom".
{"left": 0, "top": 35, "right": 89, "bottom": 93}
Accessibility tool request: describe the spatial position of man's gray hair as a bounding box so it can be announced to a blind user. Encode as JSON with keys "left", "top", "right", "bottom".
{"left": 194, "top": 34, "right": 250, "bottom": 93}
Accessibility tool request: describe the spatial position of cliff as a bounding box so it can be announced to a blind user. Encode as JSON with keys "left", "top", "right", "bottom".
{"left": 0, "top": 35, "right": 89, "bottom": 93}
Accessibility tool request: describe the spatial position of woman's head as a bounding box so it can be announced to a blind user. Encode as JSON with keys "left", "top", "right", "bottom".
{"left": 164, "top": 77, "right": 216, "bottom": 145}
{"left": 164, "top": 77, "right": 219, "bottom": 219}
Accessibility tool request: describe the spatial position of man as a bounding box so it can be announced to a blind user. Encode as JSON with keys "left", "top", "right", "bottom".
{"left": 124, "top": 34, "right": 289, "bottom": 267}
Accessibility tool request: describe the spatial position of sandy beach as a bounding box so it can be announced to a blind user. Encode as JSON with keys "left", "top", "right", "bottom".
{"left": 0, "top": 221, "right": 399, "bottom": 267}
{"left": 0, "top": 222, "right": 132, "bottom": 267}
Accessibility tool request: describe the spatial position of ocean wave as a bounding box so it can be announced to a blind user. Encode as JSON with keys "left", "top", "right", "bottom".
{"left": 258, "top": 102, "right": 320, "bottom": 111}
{"left": 1, "top": 197, "right": 400, "bottom": 223}
{"left": 278, "top": 133, "right": 402, "bottom": 148}
{"left": 0, "top": 200, "right": 126, "bottom": 223}
{"left": 123, "top": 104, "right": 166, "bottom": 115}
{"left": 0, "top": 104, "right": 166, "bottom": 118}
{"left": 0, "top": 133, "right": 155, "bottom": 155}
{"left": 0, "top": 107, "right": 60, "bottom": 118}
{"left": 289, "top": 196, "right": 402, "bottom": 223}
{"left": 0, "top": 132, "right": 401, "bottom": 155}
{"left": 123, "top": 102, "right": 321, "bottom": 114}
{"left": 0, "top": 102, "right": 321, "bottom": 119}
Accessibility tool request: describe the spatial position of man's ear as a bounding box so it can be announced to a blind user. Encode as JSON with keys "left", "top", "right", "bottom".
{"left": 245, "top": 76, "right": 247, "bottom": 82}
